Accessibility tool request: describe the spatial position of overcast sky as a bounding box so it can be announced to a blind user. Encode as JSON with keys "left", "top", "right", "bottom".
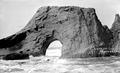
{"left": 0, "top": 0, "right": 120, "bottom": 39}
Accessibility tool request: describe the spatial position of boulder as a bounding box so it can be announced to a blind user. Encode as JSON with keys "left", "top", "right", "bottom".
{"left": 0, "top": 6, "right": 116, "bottom": 59}
{"left": 2, "top": 53, "right": 29, "bottom": 60}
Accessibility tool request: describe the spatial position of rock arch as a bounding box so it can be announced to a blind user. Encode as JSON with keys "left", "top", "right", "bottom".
{"left": 0, "top": 6, "right": 118, "bottom": 59}
{"left": 39, "top": 37, "right": 60, "bottom": 55}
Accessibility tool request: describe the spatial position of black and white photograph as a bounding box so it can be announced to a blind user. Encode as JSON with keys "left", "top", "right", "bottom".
{"left": 0, "top": 0, "right": 120, "bottom": 73}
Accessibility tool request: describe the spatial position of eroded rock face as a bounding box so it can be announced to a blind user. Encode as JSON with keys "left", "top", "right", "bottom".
{"left": 0, "top": 6, "right": 117, "bottom": 59}
{"left": 111, "top": 14, "right": 120, "bottom": 52}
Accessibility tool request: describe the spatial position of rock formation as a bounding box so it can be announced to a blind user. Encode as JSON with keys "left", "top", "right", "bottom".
{"left": 0, "top": 6, "right": 120, "bottom": 59}
{"left": 111, "top": 14, "right": 120, "bottom": 52}
{"left": 2, "top": 53, "right": 29, "bottom": 60}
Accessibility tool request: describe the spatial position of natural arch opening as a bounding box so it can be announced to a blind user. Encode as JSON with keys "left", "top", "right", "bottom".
{"left": 46, "top": 40, "right": 62, "bottom": 57}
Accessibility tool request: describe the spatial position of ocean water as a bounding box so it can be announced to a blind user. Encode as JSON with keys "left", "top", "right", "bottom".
{"left": 0, "top": 56, "right": 120, "bottom": 73}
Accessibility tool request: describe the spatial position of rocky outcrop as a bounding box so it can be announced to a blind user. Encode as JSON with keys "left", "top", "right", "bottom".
{"left": 2, "top": 53, "right": 29, "bottom": 60}
{"left": 0, "top": 6, "right": 119, "bottom": 59}
{"left": 111, "top": 14, "right": 120, "bottom": 52}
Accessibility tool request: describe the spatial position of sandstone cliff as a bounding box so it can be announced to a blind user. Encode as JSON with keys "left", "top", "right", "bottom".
{"left": 0, "top": 6, "right": 119, "bottom": 59}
